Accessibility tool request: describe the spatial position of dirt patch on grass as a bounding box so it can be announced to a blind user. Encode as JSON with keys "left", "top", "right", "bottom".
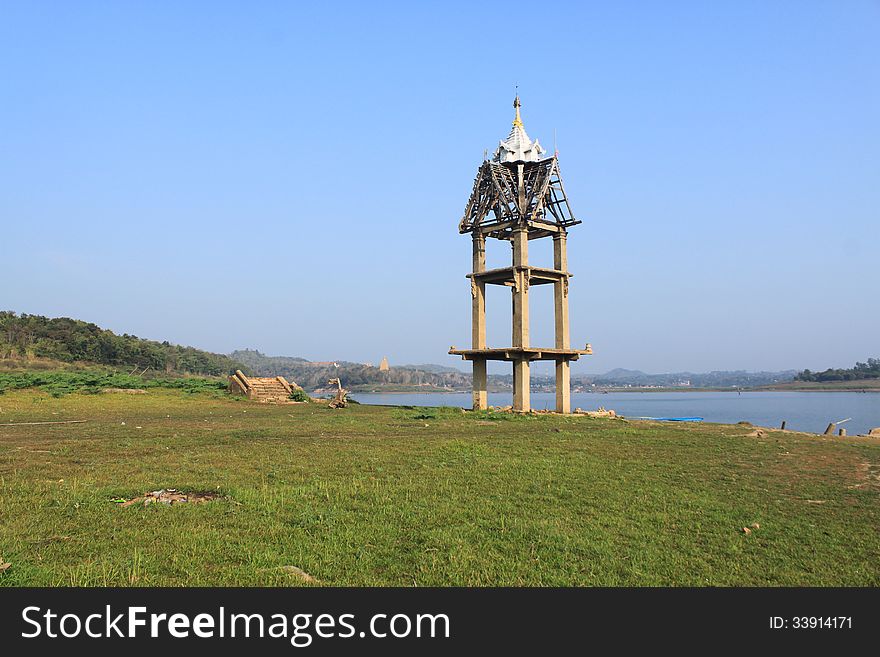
{"left": 852, "top": 462, "right": 880, "bottom": 491}
{"left": 117, "top": 488, "right": 222, "bottom": 507}
{"left": 758, "top": 435, "right": 880, "bottom": 498}
{"left": 280, "top": 565, "right": 319, "bottom": 583}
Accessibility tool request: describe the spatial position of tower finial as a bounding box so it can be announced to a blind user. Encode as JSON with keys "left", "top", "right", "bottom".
{"left": 512, "top": 94, "right": 523, "bottom": 128}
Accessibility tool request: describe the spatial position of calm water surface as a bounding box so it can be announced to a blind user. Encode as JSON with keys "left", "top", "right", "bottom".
{"left": 349, "top": 391, "right": 880, "bottom": 436}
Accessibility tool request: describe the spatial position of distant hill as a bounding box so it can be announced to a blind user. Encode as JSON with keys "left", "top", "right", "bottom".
{"left": 0, "top": 311, "right": 244, "bottom": 376}
{"left": 231, "top": 350, "right": 799, "bottom": 391}
{"left": 230, "top": 350, "right": 470, "bottom": 391}
{"left": 398, "top": 363, "right": 466, "bottom": 374}
{"left": 585, "top": 368, "right": 797, "bottom": 388}
{"left": 596, "top": 368, "right": 651, "bottom": 382}
{"left": 231, "top": 349, "right": 310, "bottom": 370}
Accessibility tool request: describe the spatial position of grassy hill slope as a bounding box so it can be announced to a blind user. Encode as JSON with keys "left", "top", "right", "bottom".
{"left": 1, "top": 312, "right": 243, "bottom": 377}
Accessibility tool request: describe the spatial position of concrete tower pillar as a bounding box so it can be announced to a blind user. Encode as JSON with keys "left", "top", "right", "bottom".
{"left": 472, "top": 233, "right": 488, "bottom": 410}
{"left": 512, "top": 226, "right": 530, "bottom": 412}
{"left": 512, "top": 227, "right": 529, "bottom": 347}
{"left": 554, "top": 231, "right": 571, "bottom": 413}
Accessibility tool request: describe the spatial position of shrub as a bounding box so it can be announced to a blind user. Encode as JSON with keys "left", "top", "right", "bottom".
{"left": 289, "top": 389, "right": 311, "bottom": 403}
{"left": 0, "top": 370, "right": 226, "bottom": 396}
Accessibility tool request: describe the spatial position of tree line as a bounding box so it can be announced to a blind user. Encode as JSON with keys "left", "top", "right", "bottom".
{"left": 0, "top": 311, "right": 243, "bottom": 376}
{"left": 795, "top": 358, "right": 880, "bottom": 382}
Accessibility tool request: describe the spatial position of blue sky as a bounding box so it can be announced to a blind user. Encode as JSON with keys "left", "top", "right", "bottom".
{"left": 1, "top": 1, "right": 877, "bottom": 375}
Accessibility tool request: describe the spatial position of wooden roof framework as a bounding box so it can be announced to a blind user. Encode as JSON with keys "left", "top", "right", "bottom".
{"left": 458, "top": 156, "right": 580, "bottom": 240}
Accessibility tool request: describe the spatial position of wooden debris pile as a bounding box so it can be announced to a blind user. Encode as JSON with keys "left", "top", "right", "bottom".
{"left": 574, "top": 406, "right": 617, "bottom": 418}
{"left": 478, "top": 405, "right": 619, "bottom": 418}
{"left": 117, "top": 489, "right": 220, "bottom": 508}
{"left": 328, "top": 377, "right": 348, "bottom": 409}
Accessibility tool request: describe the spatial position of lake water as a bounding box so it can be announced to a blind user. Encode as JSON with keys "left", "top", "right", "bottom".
{"left": 349, "top": 391, "right": 880, "bottom": 436}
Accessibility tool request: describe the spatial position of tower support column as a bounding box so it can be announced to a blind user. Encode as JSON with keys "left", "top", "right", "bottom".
{"left": 473, "top": 359, "right": 488, "bottom": 411}
{"left": 555, "top": 359, "right": 570, "bottom": 414}
{"left": 511, "top": 229, "right": 529, "bottom": 348}
{"left": 554, "top": 231, "right": 571, "bottom": 413}
{"left": 471, "top": 233, "right": 488, "bottom": 410}
{"left": 513, "top": 358, "right": 530, "bottom": 413}
{"left": 512, "top": 226, "right": 531, "bottom": 411}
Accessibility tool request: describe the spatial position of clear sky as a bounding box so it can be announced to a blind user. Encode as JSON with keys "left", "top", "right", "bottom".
{"left": 1, "top": 1, "right": 878, "bottom": 375}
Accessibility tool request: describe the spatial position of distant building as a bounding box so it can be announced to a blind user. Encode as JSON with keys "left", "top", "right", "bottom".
{"left": 379, "top": 356, "right": 390, "bottom": 371}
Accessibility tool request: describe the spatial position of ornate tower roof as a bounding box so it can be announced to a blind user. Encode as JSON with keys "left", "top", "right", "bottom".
{"left": 459, "top": 97, "right": 579, "bottom": 239}
{"left": 493, "top": 96, "right": 545, "bottom": 163}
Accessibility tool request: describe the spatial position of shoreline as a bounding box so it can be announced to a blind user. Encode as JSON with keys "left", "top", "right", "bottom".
{"left": 319, "top": 399, "right": 880, "bottom": 439}
{"left": 346, "top": 387, "right": 880, "bottom": 395}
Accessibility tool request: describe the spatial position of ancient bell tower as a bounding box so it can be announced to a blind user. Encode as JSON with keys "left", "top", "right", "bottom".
{"left": 450, "top": 97, "right": 591, "bottom": 413}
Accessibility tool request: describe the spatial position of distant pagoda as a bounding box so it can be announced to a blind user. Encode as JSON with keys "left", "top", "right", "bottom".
{"left": 450, "top": 97, "right": 591, "bottom": 413}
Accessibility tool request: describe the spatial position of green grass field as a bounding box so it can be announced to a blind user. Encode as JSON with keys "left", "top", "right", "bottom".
{"left": 1, "top": 388, "right": 878, "bottom": 586}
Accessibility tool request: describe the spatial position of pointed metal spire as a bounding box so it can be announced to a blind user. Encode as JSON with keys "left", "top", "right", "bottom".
{"left": 513, "top": 95, "right": 523, "bottom": 128}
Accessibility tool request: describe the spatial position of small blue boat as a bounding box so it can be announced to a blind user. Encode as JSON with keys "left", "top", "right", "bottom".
{"left": 635, "top": 416, "right": 704, "bottom": 422}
